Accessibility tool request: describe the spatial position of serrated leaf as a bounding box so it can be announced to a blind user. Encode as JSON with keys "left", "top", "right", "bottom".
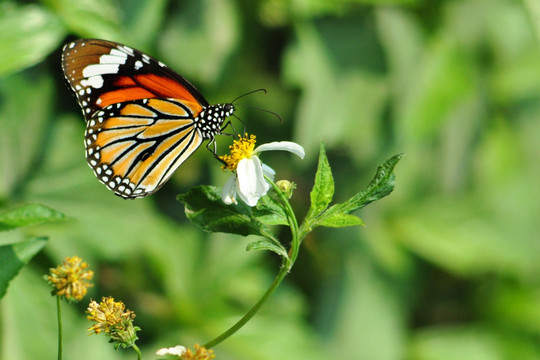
{"left": 177, "top": 186, "right": 273, "bottom": 238}
{"left": 0, "top": 237, "right": 48, "bottom": 299}
{"left": 246, "top": 238, "right": 288, "bottom": 258}
{"left": 330, "top": 153, "right": 404, "bottom": 216}
{"left": 306, "top": 142, "right": 334, "bottom": 221}
{"left": 304, "top": 153, "right": 403, "bottom": 232}
{"left": 317, "top": 212, "right": 365, "bottom": 228}
{"left": 0, "top": 204, "right": 67, "bottom": 232}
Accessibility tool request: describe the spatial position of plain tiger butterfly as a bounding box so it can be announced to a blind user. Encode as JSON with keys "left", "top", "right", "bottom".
{"left": 61, "top": 38, "right": 234, "bottom": 199}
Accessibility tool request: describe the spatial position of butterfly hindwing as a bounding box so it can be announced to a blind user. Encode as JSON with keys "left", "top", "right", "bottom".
{"left": 85, "top": 98, "right": 203, "bottom": 198}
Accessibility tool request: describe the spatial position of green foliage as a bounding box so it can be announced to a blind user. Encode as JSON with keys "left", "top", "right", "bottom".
{"left": 178, "top": 144, "right": 400, "bottom": 259}
{"left": 0, "top": 204, "right": 66, "bottom": 231}
{"left": 1, "top": 0, "right": 539, "bottom": 359}
{"left": 0, "top": 204, "right": 66, "bottom": 299}
{"left": 177, "top": 185, "right": 274, "bottom": 238}
{"left": 0, "top": 3, "right": 65, "bottom": 76}
{"left": 303, "top": 144, "right": 402, "bottom": 231}
{"left": 306, "top": 142, "right": 335, "bottom": 220}
{"left": 0, "top": 237, "right": 47, "bottom": 299}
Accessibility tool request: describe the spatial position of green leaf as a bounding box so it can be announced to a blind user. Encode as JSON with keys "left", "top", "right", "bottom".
{"left": 121, "top": 0, "right": 168, "bottom": 49}
{"left": 0, "top": 237, "right": 48, "bottom": 299}
{"left": 283, "top": 22, "right": 387, "bottom": 158}
{"left": 305, "top": 153, "right": 403, "bottom": 231}
{"left": 246, "top": 238, "right": 288, "bottom": 258}
{"left": 0, "top": 204, "right": 67, "bottom": 232}
{"left": 177, "top": 186, "right": 274, "bottom": 238}
{"left": 0, "top": 4, "right": 65, "bottom": 76}
{"left": 158, "top": 0, "right": 239, "bottom": 83}
{"left": 316, "top": 212, "right": 365, "bottom": 228}
{"left": 253, "top": 195, "right": 289, "bottom": 226}
{"left": 43, "top": 0, "right": 122, "bottom": 40}
{"left": 306, "top": 142, "right": 335, "bottom": 220}
{"left": 329, "top": 153, "right": 403, "bottom": 215}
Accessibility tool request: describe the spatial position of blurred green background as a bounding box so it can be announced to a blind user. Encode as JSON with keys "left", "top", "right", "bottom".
{"left": 1, "top": 0, "right": 540, "bottom": 359}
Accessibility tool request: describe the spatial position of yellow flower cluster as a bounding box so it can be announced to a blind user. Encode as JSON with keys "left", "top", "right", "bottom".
{"left": 45, "top": 256, "right": 93, "bottom": 301}
{"left": 182, "top": 344, "right": 215, "bottom": 360}
{"left": 219, "top": 134, "right": 257, "bottom": 171}
{"left": 87, "top": 297, "right": 139, "bottom": 348}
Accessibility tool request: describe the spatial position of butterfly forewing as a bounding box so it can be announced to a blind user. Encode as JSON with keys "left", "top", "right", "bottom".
{"left": 62, "top": 39, "right": 209, "bottom": 121}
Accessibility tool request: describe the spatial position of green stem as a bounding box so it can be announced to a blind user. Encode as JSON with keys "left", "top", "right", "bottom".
{"left": 56, "top": 296, "right": 63, "bottom": 360}
{"left": 265, "top": 177, "right": 301, "bottom": 264}
{"left": 132, "top": 344, "right": 142, "bottom": 360}
{"left": 203, "top": 257, "right": 290, "bottom": 349}
{"left": 203, "top": 177, "right": 301, "bottom": 349}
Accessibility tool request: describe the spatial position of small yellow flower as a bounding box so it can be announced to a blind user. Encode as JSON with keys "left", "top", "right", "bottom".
{"left": 219, "top": 133, "right": 257, "bottom": 171}
{"left": 87, "top": 297, "right": 140, "bottom": 349}
{"left": 182, "top": 344, "right": 215, "bottom": 360}
{"left": 156, "top": 344, "right": 214, "bottom": 360}
{"left": 45, "top": 256, "right": 93, "bottom": 302}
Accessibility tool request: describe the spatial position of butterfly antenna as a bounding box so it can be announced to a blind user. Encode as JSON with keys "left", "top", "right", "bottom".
{"left": 230, "top": 88, "right": 282, "bottom": 123}
{"left": 234, "top": 103, "right": 282, "bottom": 123}
{"left": 231, "top": 88, "right": 267, "bottom": 104}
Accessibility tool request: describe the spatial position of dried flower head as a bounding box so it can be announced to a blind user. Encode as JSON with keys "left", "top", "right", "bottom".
{"left": 182, "top": 344, "right": 215, "bottom": 360}
{"left": 45, "top": 256, "right": 93, "bottom": 301}
{"left": 87, "top": 297, "right": 140, "bottom": 349}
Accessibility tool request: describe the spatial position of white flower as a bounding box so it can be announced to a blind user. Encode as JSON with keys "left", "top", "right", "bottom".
{"left": 155, "top": 345, "right": 186, "bottom": 359}
{"left": 220, "top": 135, "right": 305, "bottom": 207}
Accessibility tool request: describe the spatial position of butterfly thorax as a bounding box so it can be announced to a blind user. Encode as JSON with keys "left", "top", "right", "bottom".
{"left": 195, "top": 103, "right": 235, "bottom": 139}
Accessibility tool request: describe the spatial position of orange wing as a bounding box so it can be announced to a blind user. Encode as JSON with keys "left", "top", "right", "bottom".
{"left": 62, "top": 39, "right": 208, "bottom": 121}
{"left": 85, "top": 98, "right": 203, "bottom": 198}
{"left": 62, "top": 39, "right": 235, "bottom": 198}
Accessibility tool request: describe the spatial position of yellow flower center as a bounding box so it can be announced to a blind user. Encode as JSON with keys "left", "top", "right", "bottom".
{"left": 219, "top": 134, "right": 257, "bottom": 171}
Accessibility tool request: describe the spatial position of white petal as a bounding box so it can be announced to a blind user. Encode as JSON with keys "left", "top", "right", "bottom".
{"left": 236, "top": 156, "right": 269, "bottom": 206}
{"left": 255, "top": 141, "right": 305, "bottom": 159}
{"left": 156, "top": 345, "right": 186, "bottom": 357}
{"left": 262, "top": 163, "right": 275, "bottom": 181}
{"left": 221, "top": 174, "right": 238, "bottom": 205}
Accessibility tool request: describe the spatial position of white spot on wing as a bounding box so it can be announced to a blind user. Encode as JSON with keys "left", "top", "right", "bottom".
{"left": 83, "top": 63, "right": 120, "bottom": 78}
{"left": 80, "top": 76, "right": 104, "bottom": 89}
{"left": 100, "top": 54, "right": 127, "bottom": 65}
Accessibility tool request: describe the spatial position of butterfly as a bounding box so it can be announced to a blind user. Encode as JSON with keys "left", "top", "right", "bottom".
{"left": 61, "top": 38, "right": 235, "bottom": 199}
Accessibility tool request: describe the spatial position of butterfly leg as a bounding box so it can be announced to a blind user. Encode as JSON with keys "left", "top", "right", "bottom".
{"left": 206, "top": 138, "right": 228, "bottom": 166}
{"left": 220, "top": 116, "right": 246, "bottom": 138}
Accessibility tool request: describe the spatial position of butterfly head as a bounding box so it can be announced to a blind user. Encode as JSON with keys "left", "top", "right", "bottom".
{"left": 196, "top": 103, "right": 235, "bottom": 139}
